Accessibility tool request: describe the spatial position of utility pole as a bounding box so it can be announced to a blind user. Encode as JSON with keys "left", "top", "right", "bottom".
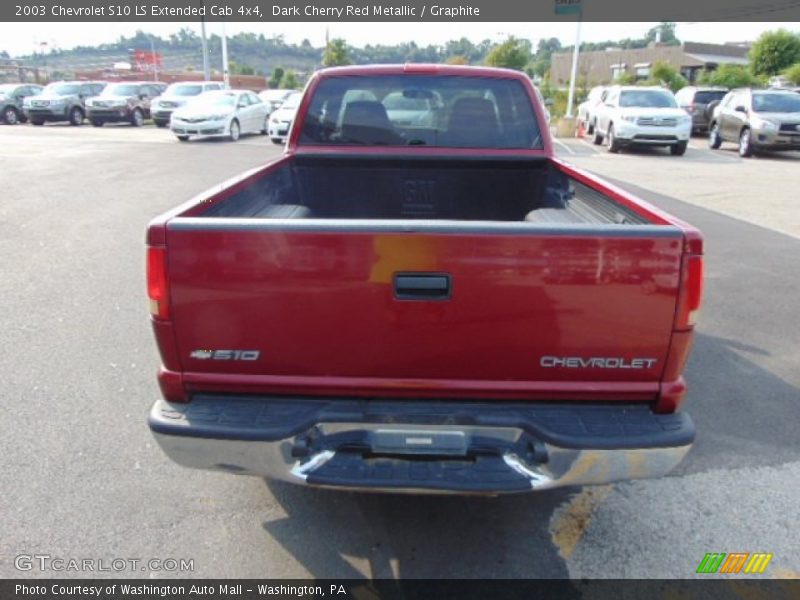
{"left": 565, "top": 14, "right": 582, "bottom": 118}
{"left": 221, "top": 20, "right": 229, "bottom": 87}
{"left": 200, "top": 2, "right": 211, "bottom": 81}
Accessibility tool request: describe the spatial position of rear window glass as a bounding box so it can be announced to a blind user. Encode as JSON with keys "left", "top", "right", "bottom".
{"left": 693, "top": 90, "right": 727, "bottom": 104}
{"left": 299, "top": 74, "right": 543, "bottom": 149}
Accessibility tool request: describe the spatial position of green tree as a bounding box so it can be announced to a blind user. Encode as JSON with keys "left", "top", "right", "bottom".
{"left": 616, "top": 72, "right": 637, "bottom": 85}
{"left": 268, "top": 66, "right": 284, "bottom": 88}
{"left": 785, "top": 63, "right": 800, "bottom": 85}
{"left": 485, "top": 36, "right": 531, "bottom": 71}
{"left": 446, "top": 55, "right": 469, "bottom": 65}
{"left": 749, "top": 29, "right": 800, "bottom": 76}
{"left": 698, "top": 64, "right": 762, "bottom": 88}
{"left": 650, "top": 61, "right": 688, "bottom": 92}
{"left": 228, "top": 61, "right": 255, "bottom": 76}
{"left": 645, "top": 22, "right": 680, "bottom": 45}
{"left": 323, "top": 38, "right": 351, "bottom": 67}
{"left": 280, "top": 69, "right": 299, "bottom": 89}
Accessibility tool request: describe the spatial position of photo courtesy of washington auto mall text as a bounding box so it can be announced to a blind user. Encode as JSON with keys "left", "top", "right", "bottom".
{"left": 1, "top": 0, "right": 800, "bottom": 598}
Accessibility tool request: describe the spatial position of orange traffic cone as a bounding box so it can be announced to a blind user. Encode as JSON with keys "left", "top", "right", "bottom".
{"left": 576, "top": 119, "right": 585, "bottom": 139}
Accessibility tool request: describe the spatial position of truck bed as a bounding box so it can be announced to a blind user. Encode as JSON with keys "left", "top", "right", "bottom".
{"left": 197, "top": 156, "right": 650, "bottom": 225}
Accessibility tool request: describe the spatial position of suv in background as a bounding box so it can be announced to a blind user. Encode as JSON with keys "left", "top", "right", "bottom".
{"left": 151, "top": 81, "right": 225, "bottom": 127}
{"left": 675, "top": 86, "right": 728, "bottom": 134}
{"left": 0, "top": 83, "right": 43, "bottom": 124}
{"left": 23, "top": 81, "right": 106, "bottom": 126}
{"left": 86, "top": 82, "right": 164, "bottom": 127}
{"left": 593, "top": 86, "right": 692, "bottom": 155}
{"left": 709, "top": 88, "right": 800, "bottom": 157}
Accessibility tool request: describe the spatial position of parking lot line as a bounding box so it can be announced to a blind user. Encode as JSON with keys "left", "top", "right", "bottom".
{"left": 553, "top": 138, "right": 576, "bottom": 155}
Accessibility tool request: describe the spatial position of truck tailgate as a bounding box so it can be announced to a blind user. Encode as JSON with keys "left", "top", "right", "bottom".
{"left": 163, "top": 221, "right": 683, "bottom": 401}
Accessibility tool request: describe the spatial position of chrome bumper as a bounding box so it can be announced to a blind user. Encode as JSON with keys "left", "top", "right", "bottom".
{"left": 149, "top": 396, "right": 694, "bottom": 494}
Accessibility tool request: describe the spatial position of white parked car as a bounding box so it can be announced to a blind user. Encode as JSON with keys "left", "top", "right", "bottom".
{"left": 151, "top": 81, "right": 225, "bottom": 128}
{"left": 258, "top": 89, "right": 294, "bottom": 115}
{"left": 267, "top": 91, "right": 302, "bottom": 144}
{"left": 170, "top": 90, "right": 270, "bottom": 142}
{"left": 578, "top": 86, "right": 607, "bottom": 134}
{"left": 592, "top": 86, "right": 692, "bottom": 155}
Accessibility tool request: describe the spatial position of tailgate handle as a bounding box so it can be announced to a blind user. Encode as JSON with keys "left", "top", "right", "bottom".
{"left": 394, "top": 274, "right": 451, "bottom": 301}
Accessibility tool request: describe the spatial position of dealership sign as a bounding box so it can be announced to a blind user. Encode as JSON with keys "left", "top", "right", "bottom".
{"left": 555, "top": 0, "right": 582, "bottom": 15}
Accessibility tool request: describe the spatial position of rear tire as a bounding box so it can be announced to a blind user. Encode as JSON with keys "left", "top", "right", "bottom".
{"left": 670, "top": 141, "right": 688, "bottom": 156}
{"left": 229, "top": 119, "right": 240, "bottom": 142}
{"left": 31, "top": 119, "right": 44, "bottom": 126}
{"left": 271, "top": 138, "right": 283, "bottom": 145}
{"left": 261, "top": 116, "right": 268, "bottom": 135}
{"left": 176, "top": 135, "right": 189, "bottom": 142}
{"left": 708, "top": 122, "right": 722, "bottom": 149}
{"left": 68, "top": 107, "right": 84, "bottom": 126}
{"left": 587, "top": 119, "right": 595, "bottom": 135}
{"left": 90, "top": 119, "right": 104, "bottom": 127}
{"left": 739, "top": 128, "right": 753, "bottom": 158}
{"left": 130, "top": 108, "right": 144, "bottom": 127}
{"left": 154, "top": 120, "right": 168, "bottom": 128}
{"left": 592, "top": 130, "right": 603, "bottom": 145}
{"left": 607, "top": 125, "right": 621, "bottom": 153}
{"left": 3, "top": 106, "right": 20, "bottom": 125}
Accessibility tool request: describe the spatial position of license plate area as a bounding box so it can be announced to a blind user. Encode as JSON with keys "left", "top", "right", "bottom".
{"left": 369, "top": 429, "right": 467, "bottom": 456}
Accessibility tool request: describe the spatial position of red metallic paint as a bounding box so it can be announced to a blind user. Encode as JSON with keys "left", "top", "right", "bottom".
{"left": 146, "top": 65, "right": 703, "bottom": 412}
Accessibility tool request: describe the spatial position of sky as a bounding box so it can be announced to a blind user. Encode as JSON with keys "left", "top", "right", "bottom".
{"left": 0, "top": 22, "right": 797, "bottom": 57}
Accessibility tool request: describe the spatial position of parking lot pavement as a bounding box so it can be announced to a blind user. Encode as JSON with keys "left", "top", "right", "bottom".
{"left": 553, "top": 135, "right": 800, "bottom": 240}
{"left": 1, "top": 125, "right": 798, "bottom": 579}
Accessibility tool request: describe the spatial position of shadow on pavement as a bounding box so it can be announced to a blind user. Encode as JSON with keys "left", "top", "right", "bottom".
{"left": 678, "top": 332, "right": 800, "bottom": 476}
{"left": 261, "top": 478, "right": 572, "bottom": 578}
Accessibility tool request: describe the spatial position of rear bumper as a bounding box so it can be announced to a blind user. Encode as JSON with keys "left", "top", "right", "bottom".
{"left": 149, "top": 395, "right": 694, "bottom": 494}
{"left": 87, "top": 108, "right": 133, "bottom": 121}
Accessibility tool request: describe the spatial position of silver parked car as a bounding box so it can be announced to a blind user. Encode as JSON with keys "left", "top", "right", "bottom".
{"left": 23, "top": 81, "right": 106, "bottom": 126}
{"left": 257, "top": 89, "right": 294, "bottom": 115}
{"left": 267, "top": 91, "right": 302, "bottom": 144}
{"left": 578, "top": 86, "right": 607, "bottom": 134}
{"left": 709, "top": 88, "right": 800, "bottom": 157}
{"left": 170, "top": 90, "right": 270, "bottom": 142}
{"left": 151, "top": 81, "right": 226, "bottom": 128}
{"left": 0, "top": 83, "right": 43, "bottom": 124}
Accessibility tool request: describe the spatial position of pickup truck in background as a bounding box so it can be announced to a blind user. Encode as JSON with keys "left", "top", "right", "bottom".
{"left": 147, "top": 65, "right": 703, "bottom": 494}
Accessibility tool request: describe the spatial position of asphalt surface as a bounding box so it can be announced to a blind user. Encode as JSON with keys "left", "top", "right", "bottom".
{"left": 1, "top": 123, "right": 798, "bottom": 580}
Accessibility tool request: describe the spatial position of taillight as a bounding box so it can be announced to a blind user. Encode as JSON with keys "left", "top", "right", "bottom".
{"left": 147, "top": 246, "right": 170, "bottom": 320}
{"left": 675, "top": 254, "right": 703, "bottom": 330}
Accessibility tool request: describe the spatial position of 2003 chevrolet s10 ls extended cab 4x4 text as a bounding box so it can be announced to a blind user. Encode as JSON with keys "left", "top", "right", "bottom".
{"left": 146, "top": 65, "right": 704, "bottom": 494}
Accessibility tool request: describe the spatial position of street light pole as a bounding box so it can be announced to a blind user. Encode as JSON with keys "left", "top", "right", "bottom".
{"left": 565, "top": 14, "right": 582, "bottom": 118}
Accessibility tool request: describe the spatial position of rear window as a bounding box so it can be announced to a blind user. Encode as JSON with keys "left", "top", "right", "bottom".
{"left": 693, "top": 90, "right": 727, "bottom": 104}
{"left": 299, "top": 74, "right": 543, "bottom": 149}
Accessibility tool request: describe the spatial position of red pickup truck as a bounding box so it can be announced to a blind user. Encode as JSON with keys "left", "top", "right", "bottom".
{"left": 147, "top": 65, "right": 703, "bottom": 494}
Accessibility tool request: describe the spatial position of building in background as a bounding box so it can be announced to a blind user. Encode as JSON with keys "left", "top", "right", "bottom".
{"left": 550, "top": 41, "right": 750, "bottom": 87}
